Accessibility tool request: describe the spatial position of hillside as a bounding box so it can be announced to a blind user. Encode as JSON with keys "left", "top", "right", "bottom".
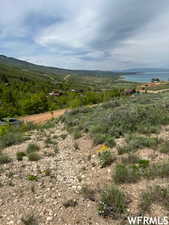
{"left": 0, "top": 55, "right": 118, "bottom": 77}
{"left": 1, "top": 91, "right": 169, "bottom": 224}
{"left": 0, "top": 55, "right": 125, "bottom": 118}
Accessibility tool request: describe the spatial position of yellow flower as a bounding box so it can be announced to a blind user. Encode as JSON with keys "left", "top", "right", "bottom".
{"left": 96, "top": 144, "right": 109, "bottom": 153}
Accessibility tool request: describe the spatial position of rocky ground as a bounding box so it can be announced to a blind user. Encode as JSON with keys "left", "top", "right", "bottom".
{"left": 1, "top": 122, "right": 169, "bottom": 225}
{"left": 0, "top": 123, "right": 115, "bottom": 225}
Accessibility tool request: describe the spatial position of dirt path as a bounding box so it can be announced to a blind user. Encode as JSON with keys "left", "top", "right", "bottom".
{"left": 20, "top": 109, "right": 67, "bottom": 124}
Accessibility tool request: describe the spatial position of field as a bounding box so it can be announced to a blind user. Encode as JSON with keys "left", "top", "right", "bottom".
{"left": 1, "top": 90, "right": 169, "bottom": 224}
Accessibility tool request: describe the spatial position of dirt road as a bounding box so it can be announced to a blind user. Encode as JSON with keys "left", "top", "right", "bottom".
{"left": 20, "top": 109, "right": 67, "bottom": 124}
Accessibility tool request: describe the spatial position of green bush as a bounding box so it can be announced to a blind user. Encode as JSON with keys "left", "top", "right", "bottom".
{"left": 26, "top": 143, "right": 40, "bottom": 154}
{"left": 98, "top": 185, "right": 127, "bottom": 218}
{"left": 99, "top": 151, "right": 115, "bottom": 168}
{"left": 0, "top": 154, "right": 12, "bottom": 164}
{"left": 27, "top": 175, "right": 38, "bottom": 181}
{"left": 138, "top": 159, "right": 149, "bottom": 168}
{"left": 160, "top": 141, "right": 169, "bottom": 154}
{"left": 0, "top": 132, "right": 24, "bottom": 149}
{"left": 114, "top": 164, "right": 141, "bottom": 184}
{"left": 105, "top": 136, "right": 116, "bottom": 148}
{"left": 93, "top": 134, "right": 106, "bottom": 145}
{"left": 121, "top": 154, "right": 140, "bottom": 164}
{"left": 140, "top": 185, "right": 169, "bottom": 213}
{"left": 28, "top": 152, "right": 41, "bottom": 161}
{"left": 16, "top": 151, "right": 26, "bottom": 161}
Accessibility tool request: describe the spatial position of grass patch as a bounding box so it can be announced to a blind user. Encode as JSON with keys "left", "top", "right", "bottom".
{"left": 61, "top": 93, "right": 169, "bottom": 145}
{"left": 159, "top": 141, "right": 169, "bottom": 154}
{"left": 98, "top": 185, "right": 127, "bottom": 218}
{"left": 0, "top": 131, "right": 25, "bottom": 149}
{"left": 0, "top": 154, "right": 12, "bottom": 164}
{"left": 16, "top": 151, "right": 26, "bottom": 161}
{"left": 98, "top": 150, "right": 115, "bottom": 168}
{"left": 28, "top": 152, "right": 41, "bottom": 161}
{"left": 114, "top": 164, "right": 141, "bottom": 184}
{"left": 140, "top": 185, "right": 169, "bottom": 213}
{"left": 26, "top": 143, "right": 40, "bottom": 154}
{"left": 118, "top": 136, "right": 160, "bottom": 155}
{"left": 27, "top": 175, "right": 38, "bottom": 181}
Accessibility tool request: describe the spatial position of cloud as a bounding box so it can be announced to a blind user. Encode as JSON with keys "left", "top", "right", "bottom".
{"left": 1, "top": 0, "right": 169, "bottom": 70}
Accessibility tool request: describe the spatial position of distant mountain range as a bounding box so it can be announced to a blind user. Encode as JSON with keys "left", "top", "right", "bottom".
{"left": 117, "top": 68, "right": 169, "bottom": 73}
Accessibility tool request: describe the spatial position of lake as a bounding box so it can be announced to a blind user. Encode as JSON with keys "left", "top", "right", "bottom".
{"left": 123, "top": 72, "right": 169, "bottom": 83}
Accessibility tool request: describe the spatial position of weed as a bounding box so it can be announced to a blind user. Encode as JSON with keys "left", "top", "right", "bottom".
{"left": 26, "top": 143, "right": 40, "bottom": 154}
{"left": 99, "top": 150, "right": 115, "bottom": 168}
{"left": 98, "top": 185, "right": 127, "bottom": 218}
{"left": 28, "top": 152, "right": 41, "bottom": 161}
{"left": 160, "top": 141, "right": 169, "bottom": 154}
{"left": 16, "top": 151, "right": 26, "bottom": 161}
{"left": 0, "top": 132, "right": 25, "bottom": 149}
{"left": 0, "top": 154, "right": 12, "bottom": 164}
{"left": 140, "top": 185, "right": 169, "bottom": 213}
{"left": 114, "top": 164, "right": 141, "bottom": 184}
{"left": 27, "top": 175, "right": 38, "bottom": 181}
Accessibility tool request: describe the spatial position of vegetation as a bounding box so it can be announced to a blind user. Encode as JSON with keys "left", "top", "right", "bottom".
{"left": 26, "top": 143, "right": 40, "bottom": 154}
{"left": 0, "top": 154, "right": 12, "bottom": 164}
{"left": 16, "top": 151, "right": 26, "bottom": 161}
{"left": 0, "top": 57, "right": 123, "bottom": 117}
{"left": 28, "top": 152, "right": 41, "bottom": 161}
{"left": 98, "top": 150, "right": 115, "bottom": 168}
{"left": 98, "top": 185, "right": 127, "bottom": 218}
{"left": 62, "top": 93, "right": 169, "bottom": 146}
{"left": 140, "top": 185, "right": 169, "bottom": 213}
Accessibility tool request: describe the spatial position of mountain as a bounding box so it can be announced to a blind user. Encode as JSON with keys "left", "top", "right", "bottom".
{"left": 119, "top": 68, "right": 169, "bottom": 73}
{"left": 0, "top": 55, "right": 116, "bottom": 77}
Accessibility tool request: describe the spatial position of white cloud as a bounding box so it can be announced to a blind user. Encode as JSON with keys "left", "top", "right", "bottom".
{"left": 1, "top": 0, "right": 169, "bottom": 69}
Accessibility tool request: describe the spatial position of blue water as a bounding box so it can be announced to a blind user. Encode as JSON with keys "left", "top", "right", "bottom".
{"left": 123, "top": 72, "right": 169, "bottom": 83}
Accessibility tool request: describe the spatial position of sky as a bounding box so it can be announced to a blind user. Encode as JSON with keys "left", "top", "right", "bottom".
{"left": 1, "top": 0, "right": 169, "bottom": 70}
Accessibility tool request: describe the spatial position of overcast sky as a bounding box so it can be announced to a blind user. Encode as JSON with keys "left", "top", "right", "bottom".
{"left": 1, "top": 0, "right": 169, "bottom": 70}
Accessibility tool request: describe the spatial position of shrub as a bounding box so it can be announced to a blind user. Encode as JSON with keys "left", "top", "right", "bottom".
{"left": 73, "top": 130, "right": 81, "bottom": 139}
{"left": 99, "top": 151, "right": 115, "bottom": 168}
{"left": 138, "top": 159, "right": 149, "bottom": 168}
{"left": 144, "top": 162, "right": 169, "bottom": 179}
{"left": 93, "top": 133, "right": 106, "bottom": 145}
{"left": 0, "top": 132, "right": 24, "bottom": 149}
{"left": 114, "top": 164, "right": 141, "bottom": 184}
{"left": 126, "top": 135, "right": 160, "bottom": 150}
{"left": 27, "top": 175, "right": 38, "bottom": 181}
{"left": 140, "top": 185, "right": 169, "bottom": 213}
{"left": 0, "top": 154, "right": 12, "bottom": 164}
{"left": 121, "top": 154, "right": 140, "bottom": 164}
{"left": 105, "top": 136, "right": 116, "bottom": 148}
{"left": 160, "top": 141, "right": 169, "bottom": 154}
{"left": 28, "top": 152, "right": 41, "bottom": 161}
{"left": 16, "top": 151, "right": 26, "bottom": 161}
{"left": 98, "top": 185, "right": 127, "bottom": 218}
{"left": 26, "top": 143, "right": 40, "bottom": 154}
